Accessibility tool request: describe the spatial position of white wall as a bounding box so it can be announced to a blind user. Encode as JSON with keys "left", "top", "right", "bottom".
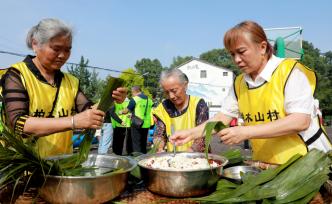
{"left": 178, "top": 59, "right": 234, "bottom": 118}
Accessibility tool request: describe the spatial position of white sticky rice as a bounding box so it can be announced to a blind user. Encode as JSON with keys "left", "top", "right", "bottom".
{"left": 139, "top": 154, "right": 220, "bottom": 171}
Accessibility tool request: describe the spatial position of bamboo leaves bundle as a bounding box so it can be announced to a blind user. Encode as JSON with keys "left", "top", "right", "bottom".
{"left": 74, "top": 76, "right": 124, "bottom": 166}
{"left": 193, "top": 149, "right": 331, "bottom": 203}
{"left": 0, "top": 126, "right": 56, "bottom": 194}
{"left": 57, "top": 76, "right": 125, "bottom": 175}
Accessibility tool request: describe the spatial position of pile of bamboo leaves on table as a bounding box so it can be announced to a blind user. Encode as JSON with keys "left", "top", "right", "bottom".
{"left": 0, "top": 77, "right": 124, "bottom": 191}
{"left": 191, "top": 149, "right": 331, "bottom": 203}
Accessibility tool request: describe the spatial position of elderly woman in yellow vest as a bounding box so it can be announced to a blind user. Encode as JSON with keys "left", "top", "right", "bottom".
{"left": 153, "top": 68, "right": 209, "bottom": 152}
{"left": 170, "top": 20, "right": 332, "bottom": 164}
{"left": 0, "top": 18, "right": 126, "bottom": 158}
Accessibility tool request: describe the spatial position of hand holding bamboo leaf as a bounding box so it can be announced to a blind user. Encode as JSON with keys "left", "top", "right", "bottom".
{"left": 111, "top": 87, "right": 127, "bottom": 104}
{"left": 73, "top": 77, "right": 125, "bottom": 169}
{"left": 203, "top": 121, "right": 226, "bottom": 159}
{"left": 73, "top": 108, "right": 105, "bottom": 130}
{"left": 217, "top": 125, "right": 249, "bottom": 145}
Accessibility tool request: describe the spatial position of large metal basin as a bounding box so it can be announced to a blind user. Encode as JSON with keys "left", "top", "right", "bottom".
{"left": 39, "top": 154, "right": 137, "bottom": 204}
{"left": 137, "top": 152, "right": 228, "bottom": 197}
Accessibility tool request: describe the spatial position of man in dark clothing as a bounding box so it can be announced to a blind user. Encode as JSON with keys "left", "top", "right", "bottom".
{"left": 121, "top": 86, "right": 153, "bottom": 154}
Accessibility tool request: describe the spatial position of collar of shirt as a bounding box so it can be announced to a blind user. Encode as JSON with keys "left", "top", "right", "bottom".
{"left": 244, "top": 55, "right": 284, "bottom": 87}
{"left": 23, "top": 55, "right": 64, "bottom": 87}
{"left": 162, "top": 96, "right": 190, "bottom": 117}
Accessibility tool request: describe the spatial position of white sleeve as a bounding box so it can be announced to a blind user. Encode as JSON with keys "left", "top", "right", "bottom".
{"left": 284, "top": 67, "right": 314, "bottom": 116}
{"left": 220, "top": 86, "right": 239, "bottom": 118}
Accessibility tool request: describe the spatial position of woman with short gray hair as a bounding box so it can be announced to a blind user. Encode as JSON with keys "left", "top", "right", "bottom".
{"left": 159, "top": 68, "right": 188, "bottom": 85}
{"left": 153, "top": 68, "right": 209, "bottom": 153}
{"left": 26, "top": 18, "right": 72, "bottom": 49}
{"left": 1, "top": 18, "right": 126, "bottom": 158}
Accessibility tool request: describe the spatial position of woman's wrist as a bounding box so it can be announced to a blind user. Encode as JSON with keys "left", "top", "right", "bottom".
{"left": 71, "top": 115, "right": 76, "bottom": 130}
{"left": 189, "top": 127, "right": 200, "bottom": 140}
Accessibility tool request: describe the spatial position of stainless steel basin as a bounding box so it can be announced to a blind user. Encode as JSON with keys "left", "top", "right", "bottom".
{"left": 137, "top": 152, "right": 228, "bottom": 197}
{"left": 39, "top": 154, "right": 137, "bottom": 204}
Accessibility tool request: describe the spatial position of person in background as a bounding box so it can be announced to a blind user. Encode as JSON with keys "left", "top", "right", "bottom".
{"left": 110, "top": 98, "right": 131, "bottom": 155}
{"left": 170, "top": 20, "right": 332, "bottom": 164}
{"left": 153, "top": 68, "right": 209, "bottom": 152}
{"left": 120, "top": 86, "right": 153, "bottom": 154}
{"left": 0, "top": 18, "right": 126, "bottom": 158}
{"left": 95, "top": 108, "right": 114, "bottom": 154}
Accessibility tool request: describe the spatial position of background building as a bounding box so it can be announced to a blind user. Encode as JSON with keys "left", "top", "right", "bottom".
{"left": 177, "top": 58, "right": 234, "bottom": 117}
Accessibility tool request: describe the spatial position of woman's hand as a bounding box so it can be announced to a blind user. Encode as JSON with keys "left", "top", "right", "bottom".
{"left": 169, "top": 129, "right": 195, "bottom": 146}
{"left": 217, "top": 126, "right": 249, "bottom": 145}
{"left": 74, "top": 108, "right": 105, "bottom": 129}
{"left": 112, "top": 87, "right": 127, "bottom": 103}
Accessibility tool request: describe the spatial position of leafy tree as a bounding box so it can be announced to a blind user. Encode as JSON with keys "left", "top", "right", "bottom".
{"left": 324, "top": 51, "right": 332, "bottom": 65}
{"left": 118, "top": 68, "right": 151, "bottom": 98}
{"left": 323, "top": 51, "right": 332, "bottom": 81}
{"left": 170, "top": 56, "right": 193, "bottom": 68}
{"left": 67, "top": 56, "right": 104, "bottom": 102}
{"left": 134, "top": 58, "right": 164, "bottom": 97}
{"left": 300, "top": 41, "right": 332, "bottom": 114}
{"left": 199, "top": 49, "right": 239, "bottom": 75}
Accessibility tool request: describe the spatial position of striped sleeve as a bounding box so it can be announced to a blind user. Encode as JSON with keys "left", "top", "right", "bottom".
{"left": 14, "top": 115, "right": 30, "bottom": 137}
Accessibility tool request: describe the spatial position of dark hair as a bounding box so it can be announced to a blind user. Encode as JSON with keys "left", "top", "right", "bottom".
{"left": 224, "top": 20, "right": 273, "bottom": 59}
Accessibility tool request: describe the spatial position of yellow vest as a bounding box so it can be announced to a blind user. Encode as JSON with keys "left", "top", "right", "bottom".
{"left": 112, "top": 101, "right": 131, "bottom": 128}
{"left": 11, "top": 62, "right": 79, "bottom": 158}
{"left": 153, "top": 96, "right": 200, "bottom": 152}
{"left": 235, "top": 59, "right": 317, "bottom": 164}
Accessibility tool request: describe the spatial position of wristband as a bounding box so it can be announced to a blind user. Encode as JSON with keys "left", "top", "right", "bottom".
{"left": 71, "top": 116, "right": 76, "bottom": 130}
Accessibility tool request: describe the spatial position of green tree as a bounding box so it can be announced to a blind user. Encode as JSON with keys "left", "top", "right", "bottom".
{"left": 134, "top": 58, "right": 164, "bottom": 97}
{"left": 118, "top": 68, "right": 151, "bottom": 98}
{"left": 324, "top": 51, "right": 332, "bottom": 65}
{"left": 199, "top": 48, "right": 239, "bottom": 75}
{"left": 67, "top": 56, "right": 104, "bottom": 102}
{"left": 300, "top": 41, "right": 332, "bottom": 114}
{"left": 323, "top": 51, "right": 332, "bottom": 81}
{"left": 170, "top": 56, "right": 193, "bottom": 68}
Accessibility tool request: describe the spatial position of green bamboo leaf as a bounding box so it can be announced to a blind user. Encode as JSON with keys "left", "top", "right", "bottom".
{"left": 216, "top": 179, "right": 239, "bottom": 191}
{"left": 284, "top": 190, "right": 318, "bottom": 204}
{"left": 97, "top": 77, "right": 125, "bottom": 112}
{"left": 220, "top": 148, "right": 243, "bottom": 165}
{"left": 55, "top": 76, "right": 125, "bottom": 175}
{"left": 11, "top": 174, "right": 24, "bottom": 204}
{"left": 203, "top": 121, "right": 226, "bottom": 159}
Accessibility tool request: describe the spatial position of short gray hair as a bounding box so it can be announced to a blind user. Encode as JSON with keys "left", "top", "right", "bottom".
{"left": 26, "top": 18, "right": 72, "bottom": 49}
{"left": 132, "top": 85, "right": 142, "bottom": 92}
{"left": 159, "top": 68, "right": 188, "bottom": 85}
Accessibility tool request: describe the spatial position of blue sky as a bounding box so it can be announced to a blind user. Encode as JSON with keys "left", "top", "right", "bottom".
{"left": 0, "top": 0, "right": 331, "bottom": 77}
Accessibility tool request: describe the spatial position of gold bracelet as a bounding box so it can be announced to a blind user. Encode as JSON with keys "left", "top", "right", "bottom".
{"left": 71, "top": 116, "right": 75, "bottom": 130}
